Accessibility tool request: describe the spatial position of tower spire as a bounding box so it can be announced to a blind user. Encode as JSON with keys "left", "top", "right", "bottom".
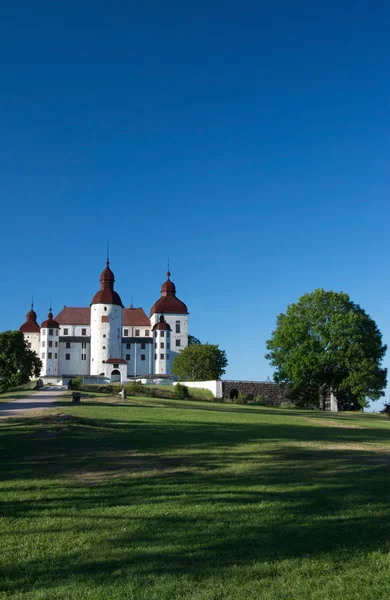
{"left": 167, "top": 257, "right": 170, "bottom": 278}
{"left": 106, "top": 241, "right": 110, "bottom": 266}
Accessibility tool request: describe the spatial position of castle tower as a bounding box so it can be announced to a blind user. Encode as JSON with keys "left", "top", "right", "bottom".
{"left": 150, "top": 271, "right": 189, "bottom": 374}
{"left": 40, "top": 309, "right": 60, "bottom": 377}
{"left": 90, "top": 259, "right": 124, "bottom": 376}
{"left": 152, "top": 315, "right": 172, "bottom": 374}
{"left": 19, "top": 303, "right": 40, "bottom": 357}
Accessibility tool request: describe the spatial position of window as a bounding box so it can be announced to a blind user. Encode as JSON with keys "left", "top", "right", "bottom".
{"left": 145, "top": 330, "right": 150, "bottom": 336}
{"left": 55, "top": 353, "right": 57, "bottom": 359}
{"left": 141, "top": 343, "right": 145, "bottom": 350}
{"left": 66, "top": 354, "right": 70, "bottom": 360}
{"left": 82, "top": 328, "right": 86, "bottom": 336}
{"left": 126, "top": 343, "right": 130, "bottom": 349}
{"left": 103, "top": 334, "right": 106, "bottom": 338}
{"left": 114, "top": 363, "right": 119, "bottom": 369}
{"left": 55, "top": 341, "right": 58, "bottom": 347}
{"left": 82, "top": 342, "right": 86, "bottom": 349}
{"left": 154, "top": 343, "right": 157, "bottom": 349}
{"left": 42, "top": 341, "right": 45, "bottom": 348}
{"left": 66, "top": 342, "right": 71, "bottom": 349}
{"left": 167, "top": 354, "right": 170, "bottom": 360}
{"left": 141, "top": 354, "right": 145, "bottom": 361}
{"left": 81, "top": 354, "right": 86, "bottom": 361}
{"left": 56, "top": 330, "right": 58, "bottom": 336}
{"left": 160, "top": 331, "right": 164, "bottom": 338}
{"left": 155, "top": 331, "right": 158, "bottom": 337}
{"left": 49, "top": 329, "right": 53, "bottom": 336}
{"left": 126, "top": 354, "right": 130, "bottom": 361}
{"left": 101, "top": 315, "right": 108, "bottom": 323}
{"left": 167, "top": 343, "right": 170, "bottom": 350}
{"left": 48, "top": 341, "right": 53, "bottom": 348}
{"left": 176, "top": 339, "right": 181, "bottom": 347}
{"left": 124, "top": 329, "right": 129, "bottom": 336}
{"left": 64, "top": 328, "right": 68, "bottom": 335}
{"left": 160, "top": 353, "right": 164, "bottom": 360}
{"left": 175, "top": 321, "right": 180, "bottom": 333}
{"left": 28, "top": 342, "right": 31, "bottom": 348}
{"left": 48, "top": 352, "right": 52, "bottom": 359}
{"left": 154, "top": 353, "right": 157, "bottom": 359}
{"left": 160, "top": 342, "right": 164, "bottom": 349}
{"left": 42, "top": 352, "right": 45, "bottom": 359}
{"left": 104, "top": 306, "right": 107, "bottom": 311}
{"left": 135, "top": 329, "right": 140, "bottom": 336}
{"left": 103, "top": 346, "right": 106, "bottom": 350}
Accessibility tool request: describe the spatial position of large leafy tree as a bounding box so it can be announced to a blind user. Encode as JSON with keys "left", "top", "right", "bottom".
{"left": 171, "top": 343, "right": 228, "bottom": 381}
{"left": 0, "top": 331, "right": 42, "bottom": 391}
{"left": 265, "top": 289, "right": 387, "bottom": 410}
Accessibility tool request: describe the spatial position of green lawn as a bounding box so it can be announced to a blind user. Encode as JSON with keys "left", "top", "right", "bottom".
{"left": 0, "top": 398, "right": 389, "bottom": 600}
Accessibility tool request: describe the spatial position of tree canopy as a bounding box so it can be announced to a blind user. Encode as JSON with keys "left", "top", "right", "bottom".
{"left": 0, "top": 331, "right": 42, "bottom": 391}
{"left": 171, "top": 343, "right": 228, "bottom": 381}
{"left": 188, "top": 335, "right": 201, "bottom": 346}
{"left": 265, "top": 289, "right": 387, "bottom": 410}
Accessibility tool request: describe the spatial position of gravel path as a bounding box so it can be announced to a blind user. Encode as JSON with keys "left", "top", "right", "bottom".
{"left": 0, "top": 387, "right": 67, "bottom": 418}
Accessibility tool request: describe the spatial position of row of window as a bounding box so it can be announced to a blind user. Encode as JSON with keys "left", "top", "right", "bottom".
{"left": 155, "top": 342, "right": 170, "bottom": 349}
{"left": 42, "top": 329, "right": 59, "bottom": 336}
{"left": 124, "top": 329, "right": 150, "bottom": 337}
{"left": 125, "top": 354, "right": 146, "bottom": 361}
{"left": 42, "top": 353, "right": 57, "bottom": 359}
{"left": 63, "top": 328, "right": 87, "bottom": 336}
{"left": 42, "top": 341, "right": 58, "bottom": 348}
{"left": 125, "top": 342, "right": 147, "bottom": 350}
{"left": 154, "top": 354, "right": 170, "bottom": 360}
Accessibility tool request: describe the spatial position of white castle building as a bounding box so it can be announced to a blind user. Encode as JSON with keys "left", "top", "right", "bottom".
{"left": 19, "top": 260, "right": 189, "bottom": 382}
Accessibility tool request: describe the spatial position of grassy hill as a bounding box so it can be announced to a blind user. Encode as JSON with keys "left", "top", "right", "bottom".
{"left": 0, "top": 396, "right": 389, "bottom": 599}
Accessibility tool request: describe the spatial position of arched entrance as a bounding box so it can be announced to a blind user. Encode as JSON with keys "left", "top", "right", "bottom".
{"left": 229, "top": 388, "right": 239, "bottom": 399}
{"left": 110, "top": 369, "right": 121, "bottom": 383}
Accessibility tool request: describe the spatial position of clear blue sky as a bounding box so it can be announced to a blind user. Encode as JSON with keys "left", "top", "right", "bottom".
{"left": 1, "top": 1, "right": 389, "bottom": 410}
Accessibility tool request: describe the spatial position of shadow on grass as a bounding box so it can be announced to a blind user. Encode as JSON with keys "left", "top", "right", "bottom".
{"left": 0, "top": 405, "right": 389, "bottom": 595}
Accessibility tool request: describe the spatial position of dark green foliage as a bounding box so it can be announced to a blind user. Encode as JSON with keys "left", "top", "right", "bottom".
{"left": 188, "top": 335, "right": 201, "bottom": 346}
{"left": 266, "top": 289, "right": 387, "bottom": 409}
{"left": 125, "top": 381, "right": 144, "bottom": 396}
{"left": 380, "top": 403, "right": 390, "bottom": 416}
{"left": 171, "top": 343, "right": 228, "bottom": 381}
{"left": 69, "top": 376, "right": 82, "bottom": 390}
{"left": 0, "top": 330, "right": 42, "bottom": 391}
{"left": 173, "top": 383, "right": 190, "bottom": 399}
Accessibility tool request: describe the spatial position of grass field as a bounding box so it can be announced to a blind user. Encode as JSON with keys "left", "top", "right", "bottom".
{"left": 0, "top": 397, "right": 389, "bottom": 599}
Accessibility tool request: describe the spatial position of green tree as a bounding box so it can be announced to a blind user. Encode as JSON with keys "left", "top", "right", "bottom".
{"left": 265, "top": 289, "right": 387, "bottom": 410}
{"left": 0, "top": 331, "right": 42, "bottom": 391}
{"left": 171, "top": 343, "right": 228, "bottom": 381}
{"left": 188, "top": 335, "right": 201, "bottom": 346}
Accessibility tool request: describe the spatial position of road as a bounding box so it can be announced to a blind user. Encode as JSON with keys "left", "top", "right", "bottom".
{"left": 0, "top": 387, "right": 67, "bottom": 418}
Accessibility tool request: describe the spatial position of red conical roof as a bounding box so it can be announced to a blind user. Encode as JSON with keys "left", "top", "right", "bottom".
{"left": 152, "top": 314, "right": 172, "bottom": 331}
{"left": 150, "top": 272, "right": 188, "bottom": 316}
{"left": 41, "top": 309, "right": 60, "bottom": 329}
{"left": 91, "top": 259, "right": 123, "bottom": 307}
{"left": 20, "top": 305, "right": 40, "bottom": 333}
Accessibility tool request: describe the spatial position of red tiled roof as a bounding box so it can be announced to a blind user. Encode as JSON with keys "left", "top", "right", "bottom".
{"left": 123, "top": 307, "right": 150, "bottom": 326}
{"left": 20, "top": 308, "right": 40, "bottom": 332}
{"left": 150, "top": 296, "right": 188, "bottom": 316}
{"left": 41, "top": 311, "right": 60, "bottom": 329}
{"left": 55, "top": 307, "right": 90, "bottom": 325}
{"left": 153, "top": 315, "right": 172, "bottom": 331}
{"left": 105, "top": 358, "right": 127, "bottom": 364}
{"left": 91, "top": 289, "right": 123, "bottom": 306}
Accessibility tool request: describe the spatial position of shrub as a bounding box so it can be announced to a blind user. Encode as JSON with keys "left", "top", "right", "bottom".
{"left": 69, "top": 376, "right": 83, "bottom": 390}
{"left": 125, "top": 381, "right": 144, "bottom": 397}
{"left": 174, "top": 383, "right": 190, "bottom": 399}
{"left": 380, "top": 403, "right": 390, "bottom": 416}
{"left": 236, "top": 392, "right": 249, "bottom": 404}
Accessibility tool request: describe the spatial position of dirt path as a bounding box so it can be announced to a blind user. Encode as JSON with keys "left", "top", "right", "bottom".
{"left": 0, "top": 387, "right": 67, "bottom": 418}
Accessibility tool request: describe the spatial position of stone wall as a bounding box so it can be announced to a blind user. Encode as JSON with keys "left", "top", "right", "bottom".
{"left": 221, "top": 380, "right": 288, "bottom": 405}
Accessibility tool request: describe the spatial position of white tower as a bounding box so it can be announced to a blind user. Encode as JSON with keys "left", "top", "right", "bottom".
{"left": 90, "top": 260, "right": 124, "bottom": 376}
{"left": 150, "top": 271, "right": 189, "bottom": 374}
{"left": 19, "top": 303, "right": 41, "bottom": 357}
{"left": 152, "top": 315, "right": 172, "bottom": 374}
{"left": 40, "top": 309, "right": 60, "bottom": 377}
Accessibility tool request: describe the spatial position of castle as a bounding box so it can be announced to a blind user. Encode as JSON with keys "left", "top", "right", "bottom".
{"left": 19, "top": 260, "right": 189, "bottom": 382}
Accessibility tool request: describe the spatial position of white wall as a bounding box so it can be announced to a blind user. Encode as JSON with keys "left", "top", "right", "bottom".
{"left": 153, "top": 330, "right": 172, "bottom": 375}
{"left": 60, "top": 325, "right": 91, "bottom": 337}
{"left": 173, "top": 380, "right": 222, "bottom": 398}
{"left": 23, "top": 332, "right": 40, "bottom": 357}
{"left": 150, "top": 313, "right": 188, "bottom": 373}
{"left": 122, "top": 341, "right": 151, "bottom": 377}
{"left": 58, "top": 341, "right": 90, "bottom": 376}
